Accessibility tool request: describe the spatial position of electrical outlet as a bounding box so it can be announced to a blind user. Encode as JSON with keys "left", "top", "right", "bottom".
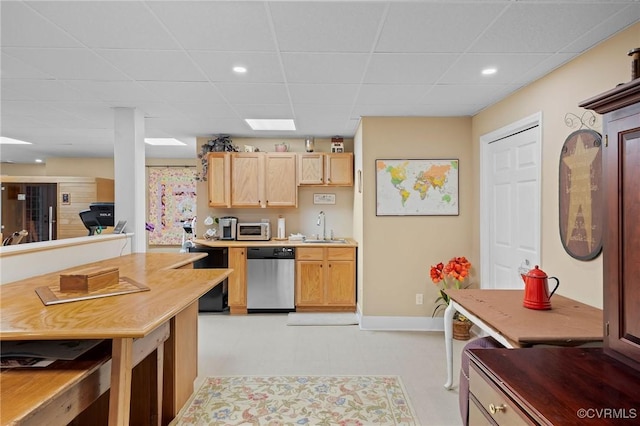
{"left": 416, "top": 293, "right": 424, "bottom": 305}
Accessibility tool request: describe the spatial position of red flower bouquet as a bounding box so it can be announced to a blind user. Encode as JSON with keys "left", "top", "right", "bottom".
{"left": 430, "top": 256, "right": 472, "bottom": 319}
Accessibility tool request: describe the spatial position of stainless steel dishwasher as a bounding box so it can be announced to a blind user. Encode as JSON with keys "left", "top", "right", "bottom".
{"left": 246, "top": 247, "right": 296, "bottom": 312}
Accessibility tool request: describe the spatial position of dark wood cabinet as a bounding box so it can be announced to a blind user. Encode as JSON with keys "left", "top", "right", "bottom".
{"left": 467, "top": 80, "right": 640, "bottom": 426}
{"left": 581, "top": 78, "right": 640, "bottom": 370}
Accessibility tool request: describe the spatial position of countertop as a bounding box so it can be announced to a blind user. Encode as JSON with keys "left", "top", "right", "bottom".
{"left": 0, "top": 253, "right": 231, "bottom": 340}
{"left": 193, "top": 237, "right": 358, "bottom": 248}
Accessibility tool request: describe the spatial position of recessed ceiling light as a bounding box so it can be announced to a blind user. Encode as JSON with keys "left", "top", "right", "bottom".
{"left": 233, "top": 66, "right": 247, "bottom": 74}
{"left": 35, "top": 159, "right": 43, "bottom": 163}
{"left": 144, "top": 138, "right": 186, "bottom": 146}
{"left": 482, "top": 67, "right": 498, "bottom": 76}
{"left": 0, "top": 136, "right": 32, "bottom": 145}
{"left": 245, "top": 119, "right": 296, "bottom": 131}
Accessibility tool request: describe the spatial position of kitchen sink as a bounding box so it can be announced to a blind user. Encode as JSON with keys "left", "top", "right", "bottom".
{"left": 303, "top": 239, "right": 347, "bottom": 244}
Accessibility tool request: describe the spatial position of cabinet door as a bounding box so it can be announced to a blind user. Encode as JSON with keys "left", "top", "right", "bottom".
{"left": 604, "top": 108, "right": 640, "bottom": 366}
{"left": 227, "top": 247, "right": 247, "bottom": 313}
{"left": 296, "top": 260, "right": 324, "bottom": 305}
{"left": 231, "top": 153, "right": 263, "bottom": 207}
{"left": 207, "top": 153, "right": 230, "bottom": 207}
{"left": 298, "top": 153, "right": 324, "bottom": 185}
{"left": 326, "top": 260, "right": 355, "bottom": 306}
{"left": 326, "top": 153, "right": 353, "bottom": 186}
{"left": 265, "top": 153, "right": 297, "bottom": 207}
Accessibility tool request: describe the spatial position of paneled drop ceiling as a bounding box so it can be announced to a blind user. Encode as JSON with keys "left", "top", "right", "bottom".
{"left": 1, "top": 0, "right": 639, "bottom": 163}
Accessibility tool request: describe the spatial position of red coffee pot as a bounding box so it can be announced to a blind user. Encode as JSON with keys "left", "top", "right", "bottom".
{"left": 521, "top": 266, "right": 559, "bottom": 310}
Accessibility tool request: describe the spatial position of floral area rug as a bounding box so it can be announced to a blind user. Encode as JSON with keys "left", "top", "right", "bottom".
{"left": 171, "top": 375, "right": 418, "bottom": 425}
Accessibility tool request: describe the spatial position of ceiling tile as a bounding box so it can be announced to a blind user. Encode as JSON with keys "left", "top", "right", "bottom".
{"left": 51, "top": 102, "right": 116, "bottom": 128}
{"left": 281, "top": 53, "right": 369, "bottom": 84}
{"left": 1, "top": 52, "right": 54, "bottom": 79}
{"left": 189, "top": 51, "right": 285, "bottom": 83}
{"left": 3, "top": 47, "right": 130, "bottom": 81}
{"left": 102, "top": 101, "right": 181, "bottom": 119}
{"left": 364, "top": 53, "right": 458, "bottom": 84}
{"left": 1, "top": 1, "right": 82, "bottom": 48}
{"left": 170, "top": 101, "right": 239, "bottom": 119}
{"left": 269, "top": 2, "right": 386, "bottom": 53}
{"left": 356, "top": 84, "right": 431, "bottom": 105}
{"left": 439, "top": 53, "right": 553, "bottom": 85}
{"left": 26, "top": 1, "right": 180, "bottom": 49}
{"left": 560, "top": 4, "right": 640, "bottom": 53}
{"left": 96, "top": 49, "right": 208, "bottom": 82}
{"left": 63, "top": 80, "right": 162, "bottom": 102}
{"left": 234, "top": 104, "right": 292, "bottom": 119}
{"left": 423, "top": 85, "right": 513, "bottom": 106}
{"left": 148, "top": 1, "right": 276, "bottom": 51}
{"left": 471, "top": 2, "right": 629, "bottom": 54}
{"left": 376, "top": 2, "right": 506, "bottom": 53}
{"left": 288, "top": 84, "right": 360, "bottom": 105}
{"left": 137, "top": 81, "right": 226, "bottom": 103}
{"left": 215, "top": 83, "right": 290, "bottom": 104}
{"left": 2, "top": 79, "right": 96, "bottom": 101}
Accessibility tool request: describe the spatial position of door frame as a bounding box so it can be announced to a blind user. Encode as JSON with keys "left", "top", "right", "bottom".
{"left": 479, "top": 112, "right": 542, "bottom": 289}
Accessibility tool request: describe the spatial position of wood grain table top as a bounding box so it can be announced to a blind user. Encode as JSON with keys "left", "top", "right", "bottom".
{"left": 0, "top": 253, "right": 231, "bottom": 340}
{"left": 446, "top": 289, "right": 603, "bottom": 345}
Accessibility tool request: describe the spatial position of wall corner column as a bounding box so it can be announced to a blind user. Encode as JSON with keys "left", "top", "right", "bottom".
{"left": 114, "top": 107, "right": 146, "bottom": 253}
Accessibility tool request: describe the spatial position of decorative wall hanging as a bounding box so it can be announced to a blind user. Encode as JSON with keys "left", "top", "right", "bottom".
{"left": 147, "top": 167, "right": 197, "bottom": 246}
{"left": 375, "top": 159, "right": 459, "bottom": 216}
{"left": 559, "top": 129, "right": 603, "bottom": 260}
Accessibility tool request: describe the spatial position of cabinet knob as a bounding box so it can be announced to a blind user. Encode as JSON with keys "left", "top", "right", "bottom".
{"left": 489, "top": 403, "right": 506, "bottom": 414}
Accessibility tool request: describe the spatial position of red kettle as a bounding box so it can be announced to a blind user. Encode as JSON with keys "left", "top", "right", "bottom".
{"left": 521, "top": 266, "right": 559, "bottom": 310}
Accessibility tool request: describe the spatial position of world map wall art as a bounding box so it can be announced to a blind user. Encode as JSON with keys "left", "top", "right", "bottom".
{"left": 375, "top": 159, "right": 459, "bottom": 216}
{"left": 147, "top": 167, "right": 197, "bottom": 245}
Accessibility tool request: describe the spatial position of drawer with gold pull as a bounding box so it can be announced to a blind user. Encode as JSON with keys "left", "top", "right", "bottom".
{"left": 469, "top": 362, "right": 533, "bottom": 425}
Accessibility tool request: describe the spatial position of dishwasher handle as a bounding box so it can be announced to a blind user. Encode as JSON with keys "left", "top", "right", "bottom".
{"left": 247, "top": 247, "right": 295, "bottom": 259}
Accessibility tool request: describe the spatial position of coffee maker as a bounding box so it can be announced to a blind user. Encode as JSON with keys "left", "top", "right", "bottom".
{"left": 218, "top": 217, "right": 237, "bottom": 240}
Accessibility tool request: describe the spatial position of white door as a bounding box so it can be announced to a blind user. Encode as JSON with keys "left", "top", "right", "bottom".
{"left": 480, "top": 113, "right": 541, "bottom": 289}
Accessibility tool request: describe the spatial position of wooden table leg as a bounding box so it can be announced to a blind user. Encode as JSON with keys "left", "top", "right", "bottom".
{"left": 109, "top": 337, "right": 134, "bottom": 426}
{"left": 444, "top": 302, "right": 455, "bottom": 390}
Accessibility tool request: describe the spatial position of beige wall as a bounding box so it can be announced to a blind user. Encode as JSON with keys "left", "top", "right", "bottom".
{"left": 359, "top": 117, "right": 474, "bottom": 317}
{"left": 0, "top": 163, "right": 47, "bottom": 176}
{"left": 471, "top": 21, "right": 640, "bottom": 309}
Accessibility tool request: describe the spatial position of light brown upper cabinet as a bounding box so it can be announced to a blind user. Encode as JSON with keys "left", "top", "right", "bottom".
{"left": 264, "top": 153, "right": 298, "bottom": 207}
{"left": 207, "top": 152, "right": 231, "bottom": 207}
{"left": 298, "top": 153, "right": 353, "bottom": 186}
{"left": 230, "top": 153, "right": 297, "bottom": 208}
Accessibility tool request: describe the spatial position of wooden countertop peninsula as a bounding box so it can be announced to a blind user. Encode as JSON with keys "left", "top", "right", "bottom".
{"left": 0, "top": 252, "right": 232, "bottom": 426}
{"left": 0, "top": 252, "right": 228, "bottom": 340}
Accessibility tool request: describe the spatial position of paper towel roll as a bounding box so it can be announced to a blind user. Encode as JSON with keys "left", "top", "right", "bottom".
{"left": 277, "top": 217, "right": 286, "bottom": 239}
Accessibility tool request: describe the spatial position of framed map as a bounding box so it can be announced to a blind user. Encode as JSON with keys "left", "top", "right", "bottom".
{"left": 375, "top": 159, "right": 459, "bottom": 216}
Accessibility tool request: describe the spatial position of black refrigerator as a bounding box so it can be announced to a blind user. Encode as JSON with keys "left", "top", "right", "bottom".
{"left": 188, "top": 245, "right": 228, "bottom": 312}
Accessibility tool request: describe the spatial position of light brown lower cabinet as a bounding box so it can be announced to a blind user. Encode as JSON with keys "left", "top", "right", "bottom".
{"left": 227, "top": 247, "right": 247, "bottom": 314}
{"left": 295, "top": 246, "right": 355, "bottom": 311}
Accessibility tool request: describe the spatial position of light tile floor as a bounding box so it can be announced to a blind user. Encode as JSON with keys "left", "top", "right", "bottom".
{"left": 196, "top": 313, "right": 468, "bottom": 425}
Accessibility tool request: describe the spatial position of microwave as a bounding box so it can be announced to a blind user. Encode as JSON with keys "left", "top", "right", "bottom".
{"left": 237, "top": 222, "right": 271, "bottom": 241}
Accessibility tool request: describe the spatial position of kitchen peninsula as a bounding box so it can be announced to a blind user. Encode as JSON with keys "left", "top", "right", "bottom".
{"left": 0, "top": 252, "right": 231, "bottom": 426}
{"left": 193, "top": 238, "right": 358, "bottom": 314}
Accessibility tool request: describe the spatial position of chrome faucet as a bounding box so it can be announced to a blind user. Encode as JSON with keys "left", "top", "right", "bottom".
{"left": 317, "top": 211, "right": 326, "bottom": 240}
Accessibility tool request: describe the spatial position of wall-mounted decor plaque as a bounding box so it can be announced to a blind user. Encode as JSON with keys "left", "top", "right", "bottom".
{"left": 559, "top": 129, "right": 603, "bottom": 260}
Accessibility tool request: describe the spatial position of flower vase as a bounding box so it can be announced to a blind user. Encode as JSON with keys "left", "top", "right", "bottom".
{"left": 453, "top": 319, "right": 472, "bottom": 340}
